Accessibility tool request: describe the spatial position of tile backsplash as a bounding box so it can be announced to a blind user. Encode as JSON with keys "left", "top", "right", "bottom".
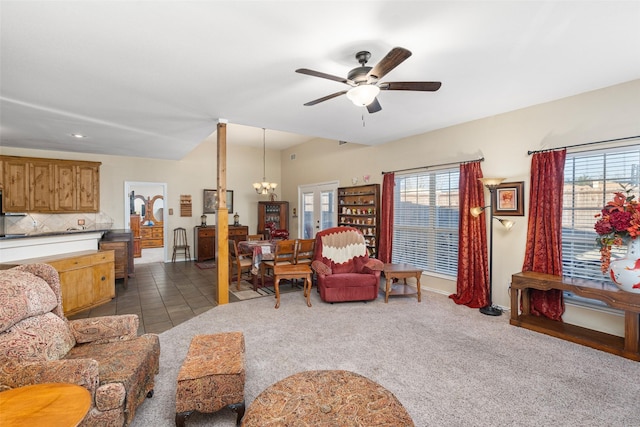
{"left": 6, "top": 212, "right": 114, "bottom": 234}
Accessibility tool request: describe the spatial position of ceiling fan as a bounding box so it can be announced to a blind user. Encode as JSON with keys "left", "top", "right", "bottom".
{"left": 295, "top": 47, "right": 441, "bottom": 114}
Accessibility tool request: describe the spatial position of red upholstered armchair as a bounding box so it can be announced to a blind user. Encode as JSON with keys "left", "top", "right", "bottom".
{"left": 311, "top": 226, "right": 383, "bottom": 303}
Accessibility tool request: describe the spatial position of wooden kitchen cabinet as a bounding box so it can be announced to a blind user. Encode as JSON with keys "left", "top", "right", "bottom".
{"left": 0, "top": 155, "right": 101, "bottom": 213}
{"left": 2, "top": 157, "right": 29, "bottom": 212}
{"left": 6, "top": 250, "right": 115, "bottom": 316}
{"left": 77, "top": 163, "right": 100, "bottom": 211}
{"left": 100, "top": 230, "right": 133, "bottom": 285}
{"left": 29, "top": 160, "right": 54, "bottom": 211}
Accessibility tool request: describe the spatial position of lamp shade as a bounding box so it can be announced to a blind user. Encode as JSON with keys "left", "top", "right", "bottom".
{"left": 470, "top": 206, "right": 485, "bottom": 217}
{"left": 479, "top": 177, "right": 506, "bottom": 188}
{"left": 497, "top": 218, "right": 515, "bottom": 230}
{"left": 346, "top": 84, "right": 380, "bottom": 106}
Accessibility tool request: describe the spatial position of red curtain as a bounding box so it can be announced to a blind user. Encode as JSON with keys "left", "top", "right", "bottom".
{"left": 378, "top": 172, "right": 395, "bottom": 263}
{"left": 450, "top": 161, "right": 489, "bottom": 308}
{"left": 522, "top": 149, "right": 566, "bottom": 320}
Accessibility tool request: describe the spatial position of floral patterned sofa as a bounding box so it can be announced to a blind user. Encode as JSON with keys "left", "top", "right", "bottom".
{"left": 0, "top": 263, "right": 160, "bottom": 426}
{"left": 311, "top": 226, "right": 384, "bottom": 303}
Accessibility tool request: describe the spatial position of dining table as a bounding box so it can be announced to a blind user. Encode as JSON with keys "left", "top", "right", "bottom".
{"left": 238, "top": 240, "right": 277, "bottom": 289}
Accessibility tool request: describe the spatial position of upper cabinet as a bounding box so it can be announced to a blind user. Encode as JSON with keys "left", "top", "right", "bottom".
{"left": 3, "top": 157, "right": 29, "bottom": 212}
{"left": 1, "top": 155, "right": 101, "bottom": 213}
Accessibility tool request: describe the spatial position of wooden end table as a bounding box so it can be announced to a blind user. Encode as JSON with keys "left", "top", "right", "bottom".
{"left": 0, "top": 383, "right": 91, "bottom": 427}
{"left": 383, "top": 263, "right": 423, "bottom": 303}
{"left": 273, "top": 264, "right": 313, "bottom": 308}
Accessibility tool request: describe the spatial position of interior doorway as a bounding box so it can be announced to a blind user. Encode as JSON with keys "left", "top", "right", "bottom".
{"left": 298, "top": 181, "right": 339, "bottom": 239}
{"left": 124, "top": 181, "right": 168, "bottom": 263}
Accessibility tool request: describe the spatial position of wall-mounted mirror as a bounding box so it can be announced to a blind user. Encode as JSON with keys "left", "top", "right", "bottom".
{"left": 150, "top": 195, "right": 164, "bottom": 223}
{"left": 133, "top": 195, "right": 147, "bottom": 217}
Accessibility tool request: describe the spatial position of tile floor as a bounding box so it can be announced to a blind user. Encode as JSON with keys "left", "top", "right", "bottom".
{"left": 68, "top": 261, "right": 241, "bottom": 334}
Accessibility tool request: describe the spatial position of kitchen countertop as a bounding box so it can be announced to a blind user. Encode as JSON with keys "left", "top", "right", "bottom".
{"left": 0, "top": 227, "right": 112, "bottom": 240}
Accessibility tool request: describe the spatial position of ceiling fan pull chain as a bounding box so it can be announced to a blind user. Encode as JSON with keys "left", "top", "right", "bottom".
{"left": 362, "top": 113, "right": 365, "bottom": 127}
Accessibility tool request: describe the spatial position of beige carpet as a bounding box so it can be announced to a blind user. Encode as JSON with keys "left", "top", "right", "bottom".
{"left": 230, "top": 279, "right": 304, "bottom": 301}
{"left": 131, "top": 289, "right": 640, "bottom": 427}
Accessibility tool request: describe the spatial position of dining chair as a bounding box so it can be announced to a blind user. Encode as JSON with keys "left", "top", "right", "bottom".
{"left": 295, "top": 238, "right": 315, "bottom": 266}
{"left": 172, "top": 227, "right": 191, "bottom": 262}
{"left": 246, "top": 234, "right": 264, "bottom": 241}
{"left": 294, "top": 238, "right": 316, "bottom": 294}
{"left": 261, "top": 239, "right": 296, "bottom": 288}
{"left": 229, "top": 240, "right": 253, "bottom": 290}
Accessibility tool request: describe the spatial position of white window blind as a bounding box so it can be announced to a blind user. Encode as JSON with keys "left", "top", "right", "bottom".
{"left": 562, "top": 146, "right": 640, "bottom": 281}
{"left": 392, "top": 169, "right": 460, "bottom": 277}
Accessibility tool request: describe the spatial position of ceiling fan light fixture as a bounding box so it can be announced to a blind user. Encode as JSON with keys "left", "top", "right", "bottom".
{"left": 346, "top": 84, "right": 380, "bottom": 106}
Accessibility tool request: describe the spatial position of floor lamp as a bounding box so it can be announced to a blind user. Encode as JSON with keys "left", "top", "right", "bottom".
{"left": 471, "top": 178, "right": 515, "bottom": 316}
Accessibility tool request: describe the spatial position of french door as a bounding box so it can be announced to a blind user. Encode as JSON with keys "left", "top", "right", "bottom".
{"left": 298, "top": 181, "right": 338, "bottom": 239}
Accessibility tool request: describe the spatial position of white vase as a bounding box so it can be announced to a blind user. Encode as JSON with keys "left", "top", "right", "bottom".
{"left": 609, "top": 238, "right": 640, "bottom": 293}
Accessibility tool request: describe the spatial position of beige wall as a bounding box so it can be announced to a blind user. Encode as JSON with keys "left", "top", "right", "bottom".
{"left": 279, "top": 79, "right": 640, "bottom": 336}
{"left": 0, "top": 129, "right": 283, "bottom": 252}
{"left": 2, "top": 79, "right": 638, "bottom": 335}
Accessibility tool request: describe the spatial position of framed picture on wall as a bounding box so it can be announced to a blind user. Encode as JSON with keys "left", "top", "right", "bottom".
{"left": 492, "top": 181, "right": 524, "bottom": 216}
{"left": 203, "top": 189, "right": 233, "bottom": 214}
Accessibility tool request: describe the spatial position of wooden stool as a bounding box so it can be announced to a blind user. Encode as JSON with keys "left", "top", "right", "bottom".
{"left": 273, "top": 264, "right": 313, "bottom": 309}
{"left": 175, "top": 332, "right": 246, "bottom": 426}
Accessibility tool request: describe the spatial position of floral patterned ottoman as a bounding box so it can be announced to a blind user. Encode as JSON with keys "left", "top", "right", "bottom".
{"left": 175, "top": 332, "right": 246, "bottom": 426}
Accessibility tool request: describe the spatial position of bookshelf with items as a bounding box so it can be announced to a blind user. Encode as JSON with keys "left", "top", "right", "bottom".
{"left": 338, "top": 184, "right": 380, "bottom": 258}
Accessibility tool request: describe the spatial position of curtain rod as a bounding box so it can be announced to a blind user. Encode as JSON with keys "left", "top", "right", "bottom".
{"left": 527, "top": 135, "right": 640, "bottom": 155}
{"left": 381, "top": 157, "right": 484, "bottom": 175}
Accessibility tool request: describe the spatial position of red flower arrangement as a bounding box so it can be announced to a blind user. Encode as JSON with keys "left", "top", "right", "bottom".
{"left": 594, "top": 190, "right": 640, "bottom": 272}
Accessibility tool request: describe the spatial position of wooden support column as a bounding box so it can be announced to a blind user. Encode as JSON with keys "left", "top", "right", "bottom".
{"left": 216, "top": 120, "right": 229, "bottom": 304}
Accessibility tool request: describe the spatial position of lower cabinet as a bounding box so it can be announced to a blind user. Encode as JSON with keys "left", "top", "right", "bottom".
{"left": 195, "top": 226, "right": 215, "bottom": 262}
{"left": 99, "top": 239, "right": 129, "bottom": 287}
{"left": 194, "top": 225, "right": 249, "bottom": 262}
{"left": 8, "top": 250, "right": 115, "bottom": 316}
{"left": 140, "top": 224, "right": 164, "bottom": 248}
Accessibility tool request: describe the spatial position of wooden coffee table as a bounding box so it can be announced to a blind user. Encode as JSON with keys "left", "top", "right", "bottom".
{"left": 0, "top": 383, "right": 91, "bottom": 426}
{"left": 241, "top": 370, "right": 414, "bottom": 426}
{"left": 383, "top": 263, "right": 423, "bottom": 303}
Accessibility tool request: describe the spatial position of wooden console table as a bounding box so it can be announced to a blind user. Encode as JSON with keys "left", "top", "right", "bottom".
{"left": 511, "top": 271, "right": 640, "bottom": 361}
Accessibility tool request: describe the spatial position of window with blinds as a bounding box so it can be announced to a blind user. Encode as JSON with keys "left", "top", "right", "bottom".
{"left": 392, "top": 168, "right": 460, "bottom": 277}
{"left": 562, "top": 147, "right": 640, "bottom": 282}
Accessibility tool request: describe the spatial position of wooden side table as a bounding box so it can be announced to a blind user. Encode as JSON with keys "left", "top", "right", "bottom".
{"left": 383, "top": 263, "right": 423, "bottom": 303}
{"left": 273, "top": 264, "right": 313, "bottom": 309}
{"left": 0, "top": 383, "right": 91, "bottom": 427}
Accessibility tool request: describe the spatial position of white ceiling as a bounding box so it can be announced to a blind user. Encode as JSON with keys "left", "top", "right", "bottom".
{"left": 1, "top": 1, "right": 639, "bottom": 160}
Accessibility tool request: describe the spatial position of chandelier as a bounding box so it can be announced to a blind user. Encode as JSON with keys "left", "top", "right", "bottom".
{"left": 253, "top": 128, "right": 278, "bottom": 195}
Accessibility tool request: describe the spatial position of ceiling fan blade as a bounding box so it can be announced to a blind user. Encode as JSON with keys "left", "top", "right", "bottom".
{"left": 296, "top": 68, "right": 352, "bottom": 85}
{"left": 379, "top": 81, "right": 442, "bottom": 91}
{"left": 366, "top": 98, "right": 382, "bottom": 114}
{"left": 303, "top": 90, "right": 348, "bottom": 106}
{"left": 367, "top": 47, "right": 412, "bottom": 81}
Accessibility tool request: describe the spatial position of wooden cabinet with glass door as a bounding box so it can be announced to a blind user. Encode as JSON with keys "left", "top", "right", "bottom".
{"left": 338, "top": 184, "right": 380, "bottom": 258}
{"left": 257, "top": 201, "right": 289, "bottom": 237}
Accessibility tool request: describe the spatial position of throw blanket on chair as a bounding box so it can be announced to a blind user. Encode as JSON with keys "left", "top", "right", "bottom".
{"left": 320, "top": 231, "right": 368, "bottom": 265}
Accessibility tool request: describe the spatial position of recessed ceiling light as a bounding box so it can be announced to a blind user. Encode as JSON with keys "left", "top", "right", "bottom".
{"left": 71, "top": 133, "right": 86, "bottom": 139}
